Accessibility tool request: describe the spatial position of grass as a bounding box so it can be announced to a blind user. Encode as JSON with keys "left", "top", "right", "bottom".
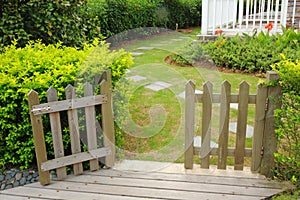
{"left": 115, "top": 29, "right": 262, "bottom": 165}
{"left": 272, "top": 192, "right": 299, "bottom": 200}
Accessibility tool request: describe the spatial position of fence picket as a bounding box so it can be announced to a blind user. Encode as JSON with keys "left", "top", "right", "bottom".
{"left": 100, "top": 70, "right": 115, "bottom": 168}
{"left": 235, "top": 81, "right": 250, "bottom": 170}
{"left": 251, "top": 83, "right": 268, "bottom": 172}
{"left": 261, "top": 71, "right": 281, "bottom": 177}
{"left": 218, "top": 81, "right": 231, "bottom": 169}
{"left": 47, "top": 87, "right": 67, "bottom": 180}
{"left": 201, "top": 81, "right": 213, "bottom": 169}
{"left": 84, "top": 83, "right": 99, "bottom": 171}
{"left": 184, "top": 81, "right": 196, "bottom": 169}
{"left": 28, "top": 90, "right": 50, "bottom": 185}
{"left": 66, "top": 85, "right": 83, "bottom": 175}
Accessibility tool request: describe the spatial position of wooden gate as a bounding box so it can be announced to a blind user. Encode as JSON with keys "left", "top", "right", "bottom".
{"left": 28, "top": 70, "right": 115, "bottom": 185}
{"left": 184, "top": 71, "right": 281, "bottom": 177}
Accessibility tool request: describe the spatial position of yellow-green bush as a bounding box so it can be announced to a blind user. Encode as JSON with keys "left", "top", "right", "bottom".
{"left": 272, "top": 58, "right": 300, "bottom": 189}
{"left": 0, "top": 40, "right": 132, "bottom": 169}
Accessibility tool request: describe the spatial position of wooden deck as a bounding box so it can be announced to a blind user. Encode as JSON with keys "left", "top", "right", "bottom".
{"left": 0, "top": 160, "right": 285, "bottom": 200}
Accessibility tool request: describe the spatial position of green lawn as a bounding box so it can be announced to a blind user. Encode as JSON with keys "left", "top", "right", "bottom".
{"left": 115, "top": 30, "right": 262, "bottom": 164}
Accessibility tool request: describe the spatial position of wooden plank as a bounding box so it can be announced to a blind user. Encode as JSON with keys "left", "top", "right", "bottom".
{"left": 28, "top": 90, "right": 50, "bottom": 186}
{"left": 184, "top": 80, "right": 195, "bottom": 169}
{"left": 64, "top": 174, "right": 283, "bottom": 198}
{"left": 201, "top": 81, "right": 213, "bottom": 169}
{"left": 47, "top": 87, "right": 67, "bottom": 180}
{"left": 251, "top": 83, "right": 268, "bottom": 172}
{"left": 195, "top": 147, "right": 252, "bottom": 157}
{"left": 218, "top": 80, "right": 231, "bottom": 169}
{"left": 66, "top": 85, "right": 83, "bottom": 175}
{"left": 0, "top": 194, "right": 49, "bottom": 200}
{"left": 261, "top": 71, "right": 281, "bottom": 177}
{"left": 41, "top": 147, "right": 111, "bottom": 171}
{"left": 235, "top": 81, "right": 250, "bottom": 170}
{"left": 100, "top": 70, "right": 115, "bottom": 168}
{"left": 84, "top": 82, "right": 99, "bottom": 171}
{"left": 196, "top": 93, "right": 256, "bottom": 104}
{"left": 1, "top": 186, "right": 154, "bottom": 200}
{"left": 28, "top": 180, "right": 265, "bottom": 200}
{"left": 32, "top": 95, "right": 107, "bottom": 115}
{"left": 90, "top": 169, "right": 283, "bottom": 189}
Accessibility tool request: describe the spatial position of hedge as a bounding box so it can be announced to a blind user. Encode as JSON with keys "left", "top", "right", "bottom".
{"left": 0, "top": 0, "right": 102, "bottom": 49}
{"left": 203, "top": 28, "right": 300, "bottom": 73}
{"left": 0, "top": 0, "right": 202, "bottom": 48}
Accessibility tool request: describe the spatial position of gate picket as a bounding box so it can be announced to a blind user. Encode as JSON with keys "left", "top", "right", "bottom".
{"left": 47, "top": 87, "right": 67, "bottom": 179}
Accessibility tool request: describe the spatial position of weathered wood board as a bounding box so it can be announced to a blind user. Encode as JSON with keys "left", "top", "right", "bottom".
{"left": 0, "top": 165, "right": 284, "bottom": 200}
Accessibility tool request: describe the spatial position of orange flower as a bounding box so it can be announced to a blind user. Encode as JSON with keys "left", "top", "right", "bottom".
{"left": 215, "top": 29, "right": 223, "bottom": 35}
{"left": 265, "top": 22, "right": 273, "bottom": 31}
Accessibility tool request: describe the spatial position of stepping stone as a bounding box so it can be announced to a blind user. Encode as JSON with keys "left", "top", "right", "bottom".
{"left": 194, "top": 136, "right": 218, "bottom": 148}
{"left": 170, "top": 38, "right": 183, "bottom": 41}
{"left": 137, "top": 47, "right": 154, "bottom": 50}
{"left": 229, "top": 122, "right": 254, "bottom": 138}
{"left": 230, "top": 103, "right": 239, "bottom": 110}
{"left": 179, "top": 36, "right": 190, "bottom": 39}
{"left": 127, "top": 75, "right": 147, "bottom": 82}
{"left": 145, "top": 81, "right": 172, "bottom": 91}
{"left": 132, "top": 52, "right": 144, "bottom": 56}
{"left": 150, "top": 44, "right": 165, "bottom": 47}
{"left": 177, "top": 90, "right": 203, "bottom": 99}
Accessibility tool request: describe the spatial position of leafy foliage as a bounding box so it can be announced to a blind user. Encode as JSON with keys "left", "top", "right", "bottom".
{"left": 0, "top": 0, "right": 201, "bottom": 49}
{"left": 169, "top": 42, "right": 206, "bottom": 66}
{"left": 272, "top": 59, "right": 300, "bottom": 189}
{"left": 203, "top": 28, "right": 300, "bottom": 73}
{"left": 0, "top": 0, "right": 102, "bottom": 48}
{"left": 0, "top": 40, "right": 132, "bottom": 169}
{"left": 85, "top": 0, "right": 201, "bottom": 38}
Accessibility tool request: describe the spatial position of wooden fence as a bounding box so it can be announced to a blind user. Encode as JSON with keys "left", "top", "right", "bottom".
{"left": 184, "top": 71, "right": 281, "bottom": 177}
{"left": 28, "top": 70, "right": 115, "bottom": 185}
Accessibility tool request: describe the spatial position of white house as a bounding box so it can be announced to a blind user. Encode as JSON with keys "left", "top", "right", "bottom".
{"left": 201, "top": 0, "right": 300, "bottom": 35}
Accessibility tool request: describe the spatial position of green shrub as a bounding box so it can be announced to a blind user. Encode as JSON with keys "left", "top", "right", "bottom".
{"left": 272, "top": 59, "right": 300, "bottom": 189}
{"left": 0, "top": 0, "right": 102, "bottom": 48}
{"left": 87, "top": 0, "right": 201, "bottom": 38}
{"left": 0, "top": 40, "right": 132, "bottom": 169}
{"left": 169, "top": 42, "right": 206, "bottom": 66}
{"left": 161, "top": 0, "right": 201, "bottom": 29}
{"left": 0, "top": 0, "right": 201, "bottom": 48}
{"left": 203, "top": 28, "right": 300, "bottom": 73}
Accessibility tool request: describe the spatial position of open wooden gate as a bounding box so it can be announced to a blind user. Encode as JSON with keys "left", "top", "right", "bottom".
{"left": 28, "top": 70, "right": 115, "bottom": 185}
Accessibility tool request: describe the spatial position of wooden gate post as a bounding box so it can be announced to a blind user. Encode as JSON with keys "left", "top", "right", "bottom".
{"left": 28, "top": 90, "right": 50, "bottom": 185}
{"left": 261, "top": 71, "right": 281, "bottom": 177}
{"left": 184, "top": 80, "right": 195, "bottom": 169}
{"left": 101, "top": 70, "right": 115, "bottom": 168}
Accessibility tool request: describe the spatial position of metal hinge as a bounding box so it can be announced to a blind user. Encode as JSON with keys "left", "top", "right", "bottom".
{"left": 31, "top": 106, "right": 51, "bottom": 113}
{"left": 260, "top": 146, "right": 264, "bottom": 157}
{"left": 265, "top": 98, "right": 269, "bottom": 111}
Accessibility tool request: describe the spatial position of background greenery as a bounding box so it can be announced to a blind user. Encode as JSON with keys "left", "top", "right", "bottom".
{"left": 0, "top": 0, "right": 202, "bottom": 49}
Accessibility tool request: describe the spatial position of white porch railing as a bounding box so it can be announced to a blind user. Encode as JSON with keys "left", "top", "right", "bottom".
{"left": 202, "top": 0, "right": 299, "bottom": 35}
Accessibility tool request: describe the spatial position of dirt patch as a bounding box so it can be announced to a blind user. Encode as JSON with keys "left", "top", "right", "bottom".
{"left": 165, "top": 55, "right": 266, "bottom": 78}
{"left": 164, "top": 55, "right": 193, "bottom": 67}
